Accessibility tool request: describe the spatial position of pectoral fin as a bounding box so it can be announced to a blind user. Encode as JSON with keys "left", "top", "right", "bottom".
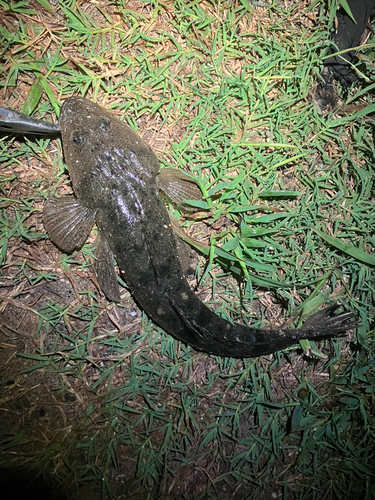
{"left": 158, "top": 168, "right": 202, "bottom": 210}
{"left": 158, "top": 168, "right": 208, "bottom": 260}
{"left": 43, "top": 196, "right": 97, "bottom": 253}
{"left": 92, "top": 230, "right": 121, "bottom": 303}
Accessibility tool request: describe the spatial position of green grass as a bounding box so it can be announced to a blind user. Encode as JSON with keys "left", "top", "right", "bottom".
{"left": 0, "top": 0, "right": 374, "bottom": 499}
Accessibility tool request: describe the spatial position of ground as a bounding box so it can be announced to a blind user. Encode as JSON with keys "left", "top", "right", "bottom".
{"left": 0, "top": 1, "right": 374, "bottom": 499}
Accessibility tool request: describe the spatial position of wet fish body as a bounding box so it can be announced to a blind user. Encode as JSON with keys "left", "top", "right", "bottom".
{"left": 41, "top": 97, "right": 356, "bottom": 358}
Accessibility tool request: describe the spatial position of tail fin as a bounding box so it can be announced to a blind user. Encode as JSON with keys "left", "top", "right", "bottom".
{"left": 300, "top": 304, "right": 359, "bottom": 334}
{"left": 169, "top": 298, "right": 358, "bottom": 358}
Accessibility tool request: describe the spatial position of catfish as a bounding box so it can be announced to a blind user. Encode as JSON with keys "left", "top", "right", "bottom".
{"left": 41, "top": 97, "right": 356, "bottom": 358}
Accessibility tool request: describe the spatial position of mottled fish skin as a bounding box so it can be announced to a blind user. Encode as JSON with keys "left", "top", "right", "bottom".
{"left": 55, "top": 97, "right": 356, "bottom": 358}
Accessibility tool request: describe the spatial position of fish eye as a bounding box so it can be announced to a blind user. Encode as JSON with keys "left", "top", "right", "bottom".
{"left": 99, "top": 117, "right": 111, "bottom": 131}
{"left": 71, "top": 131, "right": 85, "bottom": 145}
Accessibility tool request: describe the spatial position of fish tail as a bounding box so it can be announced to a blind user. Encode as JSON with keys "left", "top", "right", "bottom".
{"left": 169, "top": 299, "right": 358, "bottom": 358}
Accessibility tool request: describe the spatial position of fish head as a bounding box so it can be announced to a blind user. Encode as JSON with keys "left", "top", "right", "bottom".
{"left": 59, "top": 97, "right": 160, "bottom": 207}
